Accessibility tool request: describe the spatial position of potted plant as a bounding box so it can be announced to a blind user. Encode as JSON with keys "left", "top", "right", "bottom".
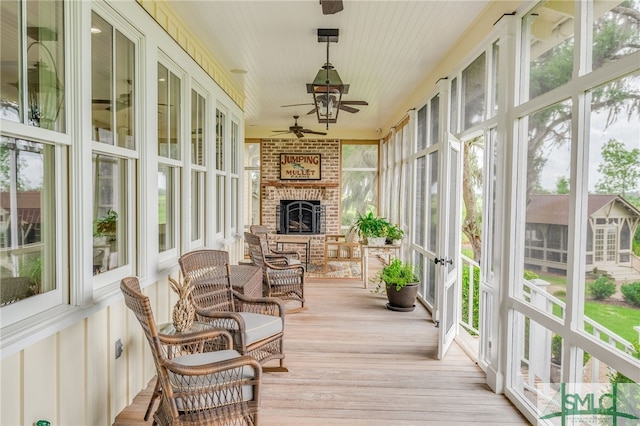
{"left": 386, "top": 224, "right": 404, "bottom": 245}
{"left": 349, "top": 210, "right": 390, "bottom": 246}
{"left": 93, "top": 209, "right": 118, "bottom": 246}
{"left": 375, "top": 258, "right": 419, "bottom": 311}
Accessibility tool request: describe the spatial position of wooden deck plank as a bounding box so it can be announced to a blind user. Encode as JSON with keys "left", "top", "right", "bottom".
{"left": 114, "top": 268, "right": 529, "bottom": 425}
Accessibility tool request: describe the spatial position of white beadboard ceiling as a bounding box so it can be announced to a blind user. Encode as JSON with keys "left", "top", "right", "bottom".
{"left": 167, "top": 0, "right": 494, "bottom": 138}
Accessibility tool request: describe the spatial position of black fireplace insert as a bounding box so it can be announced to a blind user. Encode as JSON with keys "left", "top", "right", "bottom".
{"left": 277, "top": 200, "right": 325, "bottom": 234}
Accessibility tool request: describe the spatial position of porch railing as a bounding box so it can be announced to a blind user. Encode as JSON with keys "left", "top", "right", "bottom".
{"left": 459, "top": 254, "right": 636, "bottom": 361}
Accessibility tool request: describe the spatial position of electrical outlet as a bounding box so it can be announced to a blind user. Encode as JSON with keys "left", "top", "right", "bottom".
{"left": 115, "top": 338, "right": 123, "bottom": 359}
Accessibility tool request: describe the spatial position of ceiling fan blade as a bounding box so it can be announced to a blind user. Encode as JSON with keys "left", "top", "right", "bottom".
{"left": 270, "top": 131, "right": 291, "bottom": 137}
{"left": 321, "top": 0, "right": 343, "bottom": 15}
{"left": 303, "top": 130, "right": 328, "bottom": 136}
{"left": 282, "top": 103, "right": 314, "bottom": 107}
{"left": 341, "top": 100, "right": 368, "bottom": 105}
{"left": 339, "top": 104, "right": 360, "bottom": 113}
{"left": 294, "top": 131, "right": 305, "bottom": 138}
{"left": 272, "top": 130, "right": 291, "bottom": 133}
{"left": 306, "top": 108, "right": 317, "bottom": 115}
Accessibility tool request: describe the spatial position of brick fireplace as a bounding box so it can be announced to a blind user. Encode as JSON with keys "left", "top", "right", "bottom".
{"left": 260, "top": 138, "right": 341, "bottom": 266}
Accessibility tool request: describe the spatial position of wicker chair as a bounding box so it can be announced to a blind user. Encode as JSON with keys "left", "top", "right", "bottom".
{"left": 244, "top": 232, "right": 305, "bottom": 308}
{"left": 120, "top": 276, "right": 262, "bottom": 426}
{"left": 178, "top": 250, "right": 286, "bottom": 369}
{"left": 249, "top": 225, "right": 301, "bottom": 264}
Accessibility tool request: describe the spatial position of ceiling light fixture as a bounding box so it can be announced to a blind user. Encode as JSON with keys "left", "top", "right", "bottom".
{"left": 307, "top": 28, "right": 346, "bottom": 129}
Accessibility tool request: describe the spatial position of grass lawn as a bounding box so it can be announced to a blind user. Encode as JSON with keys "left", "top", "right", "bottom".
{"left": 523, "top": 271, "right": 639, "bottom": 344}
{"left": 583, "top": 301, "right": 640, "bottom": 344}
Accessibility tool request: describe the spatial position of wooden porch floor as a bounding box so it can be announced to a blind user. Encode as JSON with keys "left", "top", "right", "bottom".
{"left": 115, "top": 271, "right": 530, "bottom": 425}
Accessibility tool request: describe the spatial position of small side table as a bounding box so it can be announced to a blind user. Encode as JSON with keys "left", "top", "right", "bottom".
{"left": 361, "top": 243, "right": 401, "bottom": 288}
{"left": 229, "top": 264, "right": 263, "bottom": 297}
{"left": 275, "top": 235, "right": 311, "bottom": 269}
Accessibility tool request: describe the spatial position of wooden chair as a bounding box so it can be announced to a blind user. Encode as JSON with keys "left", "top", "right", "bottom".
{"left": 324, "top": 234, "right": 362, "bottom": 273}
{"left": 249, "top": 225, "right": 301, "bottom": 264}
{"left": 178, "top": 249, "right": 286, "bottom": 369}
{"left": 244, "top": 232, "right": 305, "bottom": 309}
{"left": 120, "top": 276, "right": 262, "bottom": 426}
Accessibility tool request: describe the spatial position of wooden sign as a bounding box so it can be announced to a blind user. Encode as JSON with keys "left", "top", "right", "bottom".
{"left": 280, "top": 153, "right": 321, "bottom": 180}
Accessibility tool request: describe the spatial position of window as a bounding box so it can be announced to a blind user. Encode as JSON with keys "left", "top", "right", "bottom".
{"left": 462, "top": 53, "right": 485, "bottom": 130}
{"left": 1, "top": 0, "right": 66, "bottom": 321}
{"left": 91, "top": 12, "right": 134, "bottom": 148}
{"left": 0, "top": 138, "right": 56, "bottom": 305}
{"left": 230, "top": 120, "right": 239, "bottom": 232}
{"left": 190, "top": 89, "right": 205, "bottom": 243}
{"left": 243, "top": 142, "right": 260, "bottom": 230}
{"left": 340, "top": 144, "right": 378, "bottom": 230}
{"left": 91, "top": 11, "right": 137, "bottom": 281}
{"left": 523, "top": 1, "right": 575, "bottom": 100}
{"left": 158, "top": 62, "right": 182, "bottom": 253}
{"left": 215, "top": 108, "right": 226, "bottom": 236}
{"left": 0, "top": 0, "right": 65, "bottom": 131}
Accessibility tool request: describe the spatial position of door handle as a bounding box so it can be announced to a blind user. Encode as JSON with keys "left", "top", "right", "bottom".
{"left": 434, "top": 257, "right": 453, "bottom": 266}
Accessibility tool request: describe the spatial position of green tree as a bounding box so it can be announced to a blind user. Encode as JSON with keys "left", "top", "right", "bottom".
{"left": 462, "top": 137, "right": 483, "bottom": 261}
{"left": 595, "top": 139, "right": 640, "bottom": 197}
{"left": 555, "top": 176, "right": 570, "bottom": 194}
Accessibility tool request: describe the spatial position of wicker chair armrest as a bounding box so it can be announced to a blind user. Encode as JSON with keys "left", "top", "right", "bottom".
{"left": 232, "top": 291, "right": 286, "bottom": 317}
{"left": 264, "top": 261, "right": 304, "bottom": 272}
{"left": 193, "top": 309, "right": 246, "bottom": 329}
{"left": 264, "top": 254, "right": 290, "bottom": 265}
{"left": 271, "top": 249, "right": 300, "bottom": 259}
{"left": 157, "top": 329, "right": 233, "bottom": 356}
{"left": 162, "top": 354, "right": 262, "bottom": 382}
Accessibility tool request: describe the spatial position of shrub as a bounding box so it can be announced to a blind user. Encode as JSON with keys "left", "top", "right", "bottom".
{"left": 524, "top": 269, "right": 539, "bottom": 280}
{"left": 621, "top": 281, "right": 640, "bottom": 307}
{"left": 587, "top": 275, "right": 616, "bottom": 300}
{"left": 553, "top": 289, "right": 566, "bottom": 298}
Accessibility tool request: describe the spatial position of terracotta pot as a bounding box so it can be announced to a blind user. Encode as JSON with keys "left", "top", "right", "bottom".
{"left": 385, "top": 282, "right": 419, "bottom": 312}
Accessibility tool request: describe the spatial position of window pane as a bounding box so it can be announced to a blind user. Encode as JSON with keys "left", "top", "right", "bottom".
{"left": 231, "top": 177, "right": 238, "bottom": 229}
{"left": 342, "top": 144, "right": 377, "bottom": 168}
{"left": 158, "top": 165, "right": 176, "bottom": 251}
{"left": 26, "top": 0, "right": 65, "bottom": 131}
{"left": 231, "top": 121, "right": 239, "bottom": 174}
{"left": 244, "top": 142, "right": 260, "bottom": 168}
{"left": 592, "top": 0, "right": 640, "bottom": 70}
{"left": 92, "top": 154, "right": 128, "bottom": 275}
{"left": 158, "top": 64, "right": 169, "bottom": 156}
{"left": 491, "top": 40, "right": 499, "bottom": 117}
{"left": 216, "top": 175, "right": 225, "bottom": 234}
{"left": 341, "top": 144, "right": 378, "bottom": 228}
{"left": 525, "top": 1, "right": 575, "bottom": 100}
{"left": 450, "top": 77, "right": 458, "bottom": 134}
{"left": 462, "top": 53, "right": 485, "bottom": 130}
{"left": 415, "top": 155, "right": 426, "bottom": 247}
{"left": 428, "top": 152, "right": 438, "bottom": 251}
{"left": 244, "top": 170, "right": 260, "bottom": 228}
{"left": 191, "top": 170, "right": 202, "bottom": 241}
{"left": 91, "top": 14, "right": 135, "bottom": 149}
{"left": 115, "top": 31, "right": 134, "bottom": 149}
{"left": 0, "top": 137, "right": 55, "bottom": 303}
{"left": 158, "top": 65, "right": 180, "bottom": 159}
{"left": 216, "top": 109, "right": 225, "bottom": 170}
{"left": 91, "top": 12, "right": 113, "bottom": 141}
{"left": 417, "top": 105, "right": 427, "bottom": 150}
{"left": 429, "top": 95, "right": 439, "bottom": 146}
{"left": 191, "top": 89, "right": 204, "bottom": 165}
{"left": 584, "top": 73, "right": 640, "bottom": 354}
{"left": 521, "top": 100, "right": 572, "bottom": 306}
{"left": 1, "top": 0, "right": 20, "bottom": 123}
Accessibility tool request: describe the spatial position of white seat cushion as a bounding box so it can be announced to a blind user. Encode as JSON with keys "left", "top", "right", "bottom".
{"left": 169, "top": 349, "right": 256, "bottom": 410}
{"left": 238, "top": 312, "right": 283, "bottom": 345}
